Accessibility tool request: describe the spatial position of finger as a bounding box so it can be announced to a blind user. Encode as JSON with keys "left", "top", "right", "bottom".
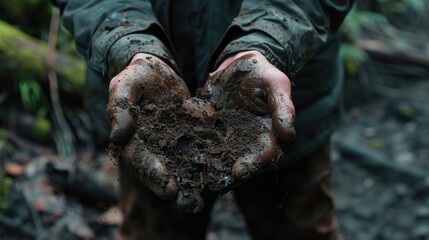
{"left": 107, "top": 72, "right": 140, "bottom": 144}
{"left": 232, "top": 131, "right": 277, "bottom": 182}
{"left": 266, "top": 72, "right": 297, "bottom": 146}
{"left": 107, "top": 100, "right": 135, "bottom": 145}
{"left": 143, "top": 153, "right": 179, "bottom": 200}
{"left": 108, "top": 59, "right": 190, "bottom": 144}
{"left": 123, "top": 137, "right": 178, "bottom": 200}
{"left": 175, "top": 189, "right": 204, "bottom": 213}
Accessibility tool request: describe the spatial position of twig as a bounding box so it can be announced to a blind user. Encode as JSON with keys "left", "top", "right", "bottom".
{"left": 7, "top": 131, "right": 54, "bottom": 155}
{"left": 357, "top": 39, "right": 429, "bottom": 68}
{"left": 365, "top": 58, "right": 429, "bottom": 78}
{"left": 200, "top": 171, "right": 204, "bottom": 189}
{"left": 360, "top": 61, "right": 428, "bottom": 102}
{"left": 9, "top": 180, "right": 47, "bottom": 239}
{"left": 332, "top": 134, "right": 428, "bottom": 185}
{"left": 18, "top": 183, "right": 46, "bottom": 240}
{"left": 46, "top": 7, "right": 77, "bottom": 184}
{"left": 46, "top": 164, "right": 118, "bottom": 204}
{"left": 70, "top": 114, "right": 95, "bottom": 159}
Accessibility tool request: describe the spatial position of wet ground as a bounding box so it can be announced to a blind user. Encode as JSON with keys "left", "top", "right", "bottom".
{"left": 1, "top": 61, "right": 428, "bottom": 239}
{"left": 207, "top": 61, "right": 429, "bottom": 240}
{"left": 333, "top": 62, "right": 429, "bottom": 240}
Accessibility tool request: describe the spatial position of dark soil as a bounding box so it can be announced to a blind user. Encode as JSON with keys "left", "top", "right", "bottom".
{"left": 110, "top": 96, "right": 280, "bottom": 197}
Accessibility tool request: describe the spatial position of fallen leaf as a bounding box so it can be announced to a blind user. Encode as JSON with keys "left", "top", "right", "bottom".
{"left": 4, "top": 162, "right": 24, "bottom": 176}
{"left": 65, "top": 210, "right": 94, "bottom": 240}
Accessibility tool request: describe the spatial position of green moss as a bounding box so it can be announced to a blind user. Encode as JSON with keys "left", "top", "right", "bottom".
{"left": 0, "top": 20, "right": 85, "bottom": 89}
{"left": 0, "top": 129, "right": 7, "bottom": 139}
{"left": 0, "top": 172, "right": 12, "bottom": 210}
{"left": 32, "top": 117, "right": 52, "bottom": 139}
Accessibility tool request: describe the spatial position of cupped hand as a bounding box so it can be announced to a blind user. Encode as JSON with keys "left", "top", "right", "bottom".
{"left": 204, "top": 50, "right": 296, "bottom": 182}
{"left": 108, "top": 53, "right": 190, "bottom": 200}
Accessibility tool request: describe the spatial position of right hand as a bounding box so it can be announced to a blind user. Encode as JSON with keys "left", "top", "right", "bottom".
{"left": 107, "top": 53, "right": 190, "bottom": 200}
{"left": 203, "top": 51, "right": 296, "bottom": 182}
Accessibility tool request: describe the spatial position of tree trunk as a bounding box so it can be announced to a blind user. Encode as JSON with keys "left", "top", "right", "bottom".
{"left": 0, "top": 20, "right": 85, "bottom": 90}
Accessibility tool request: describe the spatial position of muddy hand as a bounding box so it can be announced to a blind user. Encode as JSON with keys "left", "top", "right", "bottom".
{"left": 108, "top": 53, "right": 190, "bottom": 200}
{"left": 108, "top": 53, "right": 190, "bottom": 145}
{"left": 204, "top": 50, "right": 296, "bottom": 182}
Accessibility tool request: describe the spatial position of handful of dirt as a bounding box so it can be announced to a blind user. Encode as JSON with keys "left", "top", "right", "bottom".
{"left": 109, "top": 96, "right": 282, "bottom": 211}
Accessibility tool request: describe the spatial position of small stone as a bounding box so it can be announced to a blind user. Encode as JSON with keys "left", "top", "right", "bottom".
{"left": 392, "top": 133, "right": 405, "bottom": 144}
{"left": 144, "top": 103, "right": 157, "bottom": 113}
{"left": 192, "top": 154, "right": 205, "bottom": 165}
{"left": 210, "top": 158, "right": 223, "bottom": 170}
{"left": 394, "top": 184, "right": 408, "bottom": 196}
{"left": 175, "top": 190, "right": 204, "bottom": 213}
{"left": 363, "top": 127, "right": 377, "bottom": 138}
{"left": 394, "top": 152, "right": 415, "bottom": 164}
{"left": 404, "top": 122, "right": 417, "bottom": 133}
{"left": 353, "top": 204, "right": 374, "bottom": 219}
{"left": 334, "top": 198, "right": 349, "bottom": 211}
{"left": 413, "top": 224, "right": 429, "bottom": 237}
{"left": 382, "top": 227, "right": 408, "bottom": 240}
{"left": 158, "top": 139, "right": 167, "bottom": 148}
{"left": 193, "top": 126, "right": 203, "bottom": 132}
{"left": 415, "top": 206, "right": 429, "bottom": 217}
{"left": 352, "top": 185, "right": 365, "bottom": 195}
{"left": 217, "top": 175, "right": 233, "bottom": 189}
{"left": 363, "top": 178, "right": 374, "bottom": 188}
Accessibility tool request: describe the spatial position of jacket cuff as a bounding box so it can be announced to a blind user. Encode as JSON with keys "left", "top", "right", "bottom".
{"left": 88, "top": 7, "right": 174, "bottom": 77}
{"left": 215, "top": 31, "right": 288, "bottom": 76}
{"left": 107, "top": 34, "right": 179, "bottom": 79}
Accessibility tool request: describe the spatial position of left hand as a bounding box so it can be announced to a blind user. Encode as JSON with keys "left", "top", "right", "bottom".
{"left": 203, "top": 50, "right": 296, "bottom": 182}
{"left": 108, "top": 53, "right": 190, "bottom": 200}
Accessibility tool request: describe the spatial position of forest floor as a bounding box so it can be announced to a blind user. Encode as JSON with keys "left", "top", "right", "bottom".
{"left": 1, "top": 60, "right": 429, "bottom": 240}
{"left": 332, "top": 62, "right": 429, "bottom": 240}
{"left": 209, "top": 60, "right": 429, "bottom": 240}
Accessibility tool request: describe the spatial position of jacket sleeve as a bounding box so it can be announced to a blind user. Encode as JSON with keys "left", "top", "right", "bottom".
{"left": 52, "top": 0, "right": 178, "bottom": 79}
{"left": 214, "top": 0, "right": 354, "bottom": 78}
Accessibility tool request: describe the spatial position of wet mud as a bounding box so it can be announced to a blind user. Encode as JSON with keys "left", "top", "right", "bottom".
{"left": 110, "top": 95, "right": 281, "bottom": 200}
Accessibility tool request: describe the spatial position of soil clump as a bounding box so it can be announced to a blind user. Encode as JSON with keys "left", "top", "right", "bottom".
{"left": 110, "top": 96, "right": 281, "bottom": 197}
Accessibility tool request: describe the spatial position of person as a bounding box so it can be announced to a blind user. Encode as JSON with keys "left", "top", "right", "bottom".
{"left": 52, "top": 0, "right": 353, "bottom": 239}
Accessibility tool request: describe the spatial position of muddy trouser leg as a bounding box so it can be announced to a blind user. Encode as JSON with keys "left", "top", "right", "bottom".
{"left": 115, "top": 161, "right": 217, "bottom": 240}
{"left": 233, "top": 143, "right": 336, "bottom": 240}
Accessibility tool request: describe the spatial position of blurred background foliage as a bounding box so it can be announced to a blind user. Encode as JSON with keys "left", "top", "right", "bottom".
{"left": 341, "top": 0, "right": 428, "bottom": 76}
{"left": 1, "top": 0, "right": 426, "bottom": 142}
{"left": 0, "top": 0, "right": 52, "bottom": 36}
{"left": 0, "top": 0, "right": 86, "bottom": 207}
{"left": 0, "top": 0, "right": 428, "bottom": 207}
{"left": 0, "top": 0, "right": 84, "bottom": 144}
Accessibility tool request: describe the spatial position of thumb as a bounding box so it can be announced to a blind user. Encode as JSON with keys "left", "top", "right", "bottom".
{"left": 107, "top": 68, "right": 140, "bottom": 145}
{"left": 107, "top": 99, "right": 135, "bottom": 145}
{"left": 265, "top": 70, "right": 296, "bottom": 146}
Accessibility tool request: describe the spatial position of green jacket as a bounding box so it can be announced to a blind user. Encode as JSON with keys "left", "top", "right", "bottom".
{"left": 53, "top": 0, "right": 353, "bottom": 165}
